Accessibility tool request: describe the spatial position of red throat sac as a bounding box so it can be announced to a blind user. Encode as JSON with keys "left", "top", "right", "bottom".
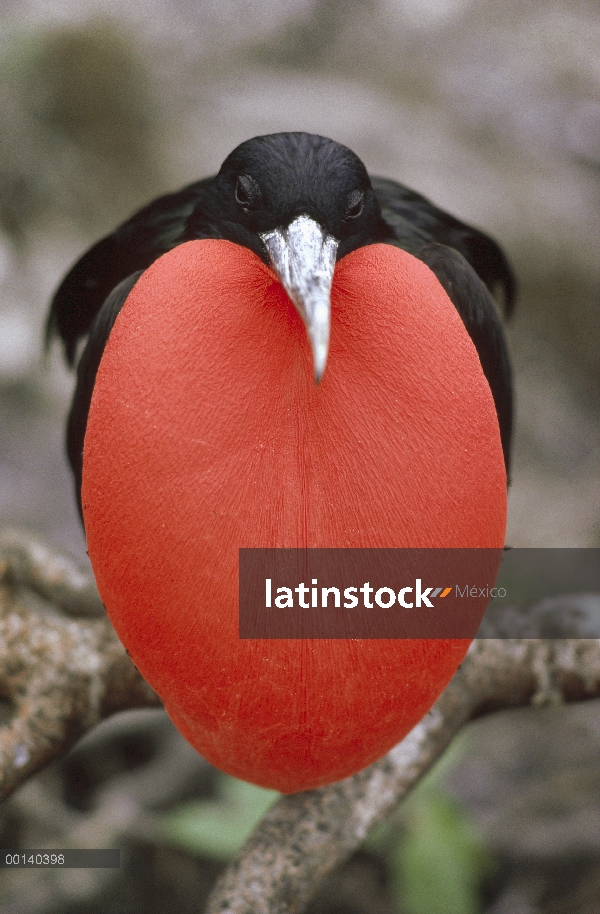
{"left": 82, "top": 240, "right": 507, "bottom": 792}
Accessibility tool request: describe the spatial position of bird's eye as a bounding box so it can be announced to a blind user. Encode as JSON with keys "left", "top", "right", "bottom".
{"left": 235, "top": 175, "right": 261, "bottom": 212}
{"left": 344, "top": 189, "right": 365, "bottom": 220}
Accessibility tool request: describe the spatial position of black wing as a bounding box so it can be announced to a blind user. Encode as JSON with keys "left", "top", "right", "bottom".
{"left": 46, "top": 177, "right": 215, "bottom": 366}
{"left": 416, "top": 243, "right": 513, "bottom": 477}
{"left": 372, "top": 177, "right": 516, "bottom": 317}
{"left": 66, "top": 271, "right": 143, "bottom": 516}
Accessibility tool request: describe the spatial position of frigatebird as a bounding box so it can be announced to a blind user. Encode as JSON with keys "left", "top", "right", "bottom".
{"left": 46, "top": 132, "right": 515, "bottom": 791}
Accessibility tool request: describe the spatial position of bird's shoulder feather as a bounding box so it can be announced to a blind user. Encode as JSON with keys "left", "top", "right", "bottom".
{"left": 46, "top": 177, "right": 215, "bottom": 365}
{"left": 372, "top": 177, "right": 516, "bottom": 316}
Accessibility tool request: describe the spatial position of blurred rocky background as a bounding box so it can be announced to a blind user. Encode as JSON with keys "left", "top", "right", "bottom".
{"left": 1, "top": 1, "right": 599, "bottom": 912}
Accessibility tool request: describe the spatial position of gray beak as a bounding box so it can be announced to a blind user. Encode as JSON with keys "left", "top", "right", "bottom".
{"left": 260, "top": 215, "right": 338, "bottom": 383}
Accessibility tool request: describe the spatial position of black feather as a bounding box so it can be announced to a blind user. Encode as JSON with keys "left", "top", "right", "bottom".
{"left": 371, "top": 178, "right": 516, "bottom": 316}
{"left": 46, "top": 180, "right": 213, "bottom": 366}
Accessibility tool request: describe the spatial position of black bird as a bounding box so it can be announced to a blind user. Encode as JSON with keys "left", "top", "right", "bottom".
{"left": 47, "top": 131, "right": 514, "bottom": 508}
{"left": 47, "top": 132, "right": 515, "bottom": 793}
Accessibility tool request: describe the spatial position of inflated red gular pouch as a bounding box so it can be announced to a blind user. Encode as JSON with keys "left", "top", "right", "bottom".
{"left": 82, "top": 240, "right": 506, "bottom": 793}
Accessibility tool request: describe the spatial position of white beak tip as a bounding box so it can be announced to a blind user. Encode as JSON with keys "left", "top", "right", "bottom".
{"left": 311, "top": 337, "right": 329, "bottom": 384}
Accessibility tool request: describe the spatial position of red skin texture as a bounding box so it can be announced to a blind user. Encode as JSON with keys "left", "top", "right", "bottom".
{"left": 83, "top": 240, "right": 507, "bottom": 793}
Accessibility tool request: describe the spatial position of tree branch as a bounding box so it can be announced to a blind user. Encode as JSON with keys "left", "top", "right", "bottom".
{"left": 205, "top": 634, "right": 600, "bottom": 914}
{"left": 0, "top": 529, "right": 160, "bottom": 802}
{"left": 1, "top": 529, "right": 600, "bottom": 914}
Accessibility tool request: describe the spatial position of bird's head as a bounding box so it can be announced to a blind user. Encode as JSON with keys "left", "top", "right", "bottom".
{"left": 206, "top": 132, "right": 393, "bottom": 382}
